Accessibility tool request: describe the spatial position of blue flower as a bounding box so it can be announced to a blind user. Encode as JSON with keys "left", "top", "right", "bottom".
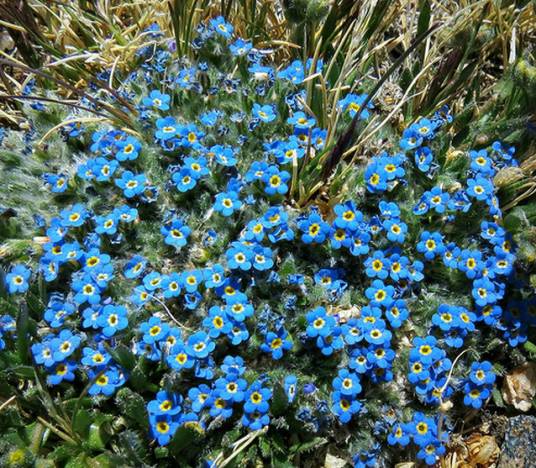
{"left": 93, "top": 158, "right": 119, "bottom": 182}
{"left": 203, "top": 264, "right": 226, "bottom": 289}
{"left": 225, "top": 294, "right": 254, "bottom": 322}
{"left": 414, "top": 118, "right": 437, "bottom": 138}
{"left": 5, "top": 264, "right": 31, "bottom": 294}
{"left": 364, "top": 324, "right": 392, "bottom": 346}
{"left": 284, "top": 375, "right": 298, "bottom": 403}
{"left": 245, "top": 160, "right": 269, "bottom": 183}
{"left": 298, "top": 211, "right": 330, "bottom": 244}
{"left": 261, "top": 166, "right": 290, "bottom": 195}
{"left": 226, "top": 244, "right": 253, "bottom": 271}
{"left": 365, "top": 280, "right": 394, "bottom": 307}
{"left": 417, "top": 231, "right": 445, "bottom": 260}
{"left": 155, "top": 117, "right": 178, "bottom": 140}
{"left": 422, "top": 186, "right": 449, "bottom": 214}
{"left": 332, "top": 368, "right": 362, "bottom": 397}
{"left": 46, "top": 361, "right": 77, "bottom": 386}
{"left": 172, "top": 167, "right": 197, "bottom": 192}
{"left": 228, "top": 322, "right": 250, "bottom": 345}
{"left": 140, "top": 316, "right": 169, "bottom": 344}
{"left": 472, "top": 277, "right": 498, "bottom": 306}
{"left": 417, "top": 440, "right": 446, "bottom": 466}
{"left": 411, "top": 412, "right": 437, "bottom": 447}
{"left": 142, "top": 90, "right": 170, "bottom": 111}
{"left": 203, "top": 306, "right": 232, "bottom": 338}
{"left": 338, "top": 93, "right": 372, "bottom": 119}
{"left": 229, "top": 38, "right": 252, "bottom": 56}
{"left": 387, "top": 423, "right": 412, "bottom": 447}
{"left": 124, "top": 255, "right": 147, "bottom": 279}
{"left": 316, "top": 327, "right": 344, "bottom": 355}
{"left": 364, "top": 162, "right": 388, "bottom": 193}
{"left": 252, "top": 103, "right": 277, "bottom": 123}
{"left": 273, "top": 139, "right": 305, "bottom": 164}
{"left": 260, "top": 328, "right": 292, "bottom": 360}
{"left": 305, "top": 307, "right": 334, "bottom": 338}
{"left": 278, "top": 60, "right": 305, "bottom": 84}
{"left": 333, "top": 201, "right": 363, "bottom": 231}
{"left": 385, "top": 300, "right": 409, "bottom": 328}
{"left": 180, "top": 269, "right": 203, "bottom": 293}
{"left": 209, "top": 144, "right": 237, "bottom": 166}
{"left": 242, "top": 410, "right": 270, "bottom": 430}
{"left": 94, "top": 212, "right": 119, "bottom": 236}
{"left": 383, "top": 218, "right": 407, "bottom": 243}
{"left": 50, "top": 329, "right": 81, "bottom": 362}
{"left": 463, "top": 382, "right": 490, "bottom": 409}
{"left": 186, "top": 331, "right": 215, "bottom": 359}
{"left": 72, "top": 275, "right": 101, "bottom": 305}
{"left": 467, "top": 177, "right": 494, "bottom": 201}
{"left": 31, "top": 338, "right": 56, "bottom": 367}
{"left": 176, "top": 68, "right": 198, "bottom": 90}
{"left": 149, "top": 415, "right": 179, "bottom": 446}
{"left": 184, "top": 156, "right": 209, "bottom": 179}
{"left": 43, "top": 173, "right": 68, "bottom": 193}
{"left": 215, "top": 373, "right": 247, "bottom": 403}
{"left": 409, "top": 336, "right": 441, "bottom": 366}
{"left": 147, "top": 391, "right": 182, "bottom": 417}
{"left": 249, "top": 245, "right": 272, "bottom": 271}
{"left": 161, "top": 218, "right": 191, "bottom": 247}
{"left": 81, "top": 346, "right": 111, "bottom": 368}
{"left": 348, "top": 231, "right": 371, "bottom": 256}
{"left": 188, "top": 384, "right": 212, "bottom": 412}
{"left": 143, "top": 271, "right": 162, "bottom": 291}
{"left": 331, "top": 391, "right": 361, "bottom": 423}
{"left": 287, "top": 111, "right": 316, "bottom": 129}
{"left": 469, "top": 361, "right": 496, "bottom": 386}
{"left": 415, "top": 146, "right": 434, "bottom": 172}
{"left": 96, "top": 304, "right": 128, "bottom": 337}
{"left": 210, "top": 16, "right": 234, "bottom": 38}
{"left": 44, "top": 300, "right": 75, "bottom": 328}
{"left": 469, "top": 149, "right": 494, "bottom": 176}
{"left": 244, "top": 382, "right": 272, "bottom": 414}
{"left": 161, "top": 273, "right": 182, "bottom": 298}
{"left": 60, "top": 203, "right": 89, "bottom": 227}
{"left": 115, "top": 171, "right": 147, "bottom": 198}
{"left": 399, "top": 126, "right": 423, "bottom": 151}
{"left": 209, "top": 391, "right": 234, "bottom": 419}
{"left": 167, "top": 342, "right": 195, "bottom": 371}
{"left": 365, "top": 251, "right": 391, "bottom": 280}
{"left": 116, "top": 136, "right": 141, "bottom": 161}
{"left": 214, "top": 191, "right": 242, "bottom": 217}
{"left": 114, "top": 204, "right": 138, "bottom": 223}
{"left": 458, "top": 249, "right": 484, "bottom": 279}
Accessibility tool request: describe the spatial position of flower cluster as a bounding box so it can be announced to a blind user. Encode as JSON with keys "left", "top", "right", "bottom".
{"left": 0, "top": 14, "right": 530, "bottom": 468}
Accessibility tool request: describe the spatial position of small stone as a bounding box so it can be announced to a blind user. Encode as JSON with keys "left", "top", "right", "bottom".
{"left": 324, "top": 453, "right": 347, "bottom": 468}
{"left": 498, "top": 415, "right": 536, "bottom": 467}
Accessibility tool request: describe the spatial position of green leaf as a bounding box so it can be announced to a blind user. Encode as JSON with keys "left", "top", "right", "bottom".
{"left": 64, "top": 452, "right": 89, "bottom": 468}
{"left": 492, "top": 387, "right": 505, "bottom": 408}
{"left": 87, "top": 414, "right": 113, "bottom": 450}
{"left": 104, "top": 343, "right": 136, "bottom": 371}
{"left": 6, "top": 365, "right": 34, "bottom": 378}
{"left": 417, "top": 0, "right": 431, "bottom": 40}
{"left": 115, "top": 387, "right": 148, "bottom": 428}
{"left": 16, "top": 303, "right": 30, "bottom": 365}
{"left": 72, "top": 409, "right": 92, "bottom": 439}
{"left": 0, "top": 267, "right": 7, "bottom": 299}
{"left": 504, "top": 207, "right": 530, "bottom": 233}
{"left": 168, "top": 426, "right": 201, "bottom": 458}
{"left": 270, "top": 383, "right": 289, "bottom": 417}
{"left": 289, "top": 436, "right": 327, "bottom": 455}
